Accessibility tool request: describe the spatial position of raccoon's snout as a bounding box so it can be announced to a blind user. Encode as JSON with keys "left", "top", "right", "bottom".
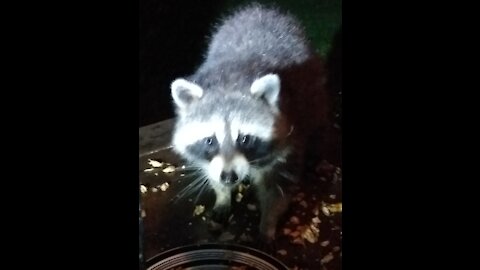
{"left": 220, "top": 170, "right": 239, "bottom": 184}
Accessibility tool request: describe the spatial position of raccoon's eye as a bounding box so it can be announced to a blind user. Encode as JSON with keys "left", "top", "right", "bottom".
{"left": 205, "top": 137, "right": 214, "bottom": 145}
{"left": 239, "top": 135, "right": 255, "bottom": 148}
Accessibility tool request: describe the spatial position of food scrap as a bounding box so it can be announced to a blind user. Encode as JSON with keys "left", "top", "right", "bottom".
{"left": 290, "top": 216, "right": 300, "bottom": 225}
{"left": 320, "top": 252, "right": 334, "bottom": 264}
{"left": 162, "top": 165, "right": 176, "bottom": 173}
{"left": 158, "top": 182, "right": 170, "bottom": 191}
{"left": 301, "top": 224, "right": 320, "bottom": 244}
{"left": 148, "top": 159, "right": 163, "bottom": 168}
{"left": 235, "top": 192, "right": 243, "bottom": 202}
{"left": 193, "top": 205, "right": 205, "bottom": 216}
{"left": 247, "top": 204, "right": 257, "bottom": 211}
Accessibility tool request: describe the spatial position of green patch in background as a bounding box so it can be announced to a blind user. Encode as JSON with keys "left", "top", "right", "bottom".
{"left": 220, "top": 0, "right": 342, "bottom": 57}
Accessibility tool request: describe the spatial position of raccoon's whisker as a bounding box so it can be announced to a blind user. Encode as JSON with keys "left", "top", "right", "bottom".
{"left": 176, "top": 180, "right": 203, "bottom": 197}
{"left": 276, "top": 184, "right": 285, "bottom": 198}
{"left": 248, "top": 155, "right": 273, "bottom": 165}
{"left": 194, "top": 178, "right": 210, "bottom": 204}
{"left": 278, "top": 171, "right": 297, "bottom": 183}
{"left": 171, "top": 175, "right": 208, "bottom": 203}
{"left": 179, "top": 166, "right": 203, "bottom": 172}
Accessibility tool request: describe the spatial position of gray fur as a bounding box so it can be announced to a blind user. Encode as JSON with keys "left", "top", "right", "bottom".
{"left": 204, "top": 3, "right": 311, "bottom": 69}
{"left": 170, "top": 3, "right": 329, "bottom": 242}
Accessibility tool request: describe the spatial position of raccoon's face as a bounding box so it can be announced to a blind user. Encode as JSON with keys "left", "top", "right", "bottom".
{"left": 170, "top": 74, "right": 282, "bottom": 187}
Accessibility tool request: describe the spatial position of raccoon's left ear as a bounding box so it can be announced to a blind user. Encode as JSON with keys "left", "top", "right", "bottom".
{"left": 250, "top": 74, "right": 280, "bottom": 108}
{"left": 171, "top": 78, "right": 204, "bottom": 109}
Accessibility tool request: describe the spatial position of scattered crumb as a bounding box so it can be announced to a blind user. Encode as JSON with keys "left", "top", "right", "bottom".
{"left": 188, "top": 222, "right": 192, "bottom": 226}
{"left": 302, "top": 225, "right": 319, "bottom": 244}
{"left": 291, "top": 237, "right": 305, "bottom": 246}
{"left": 332, "top": 173, "right": 339, "bottom": 182}
{"left": 151, "top": 187, "right": 158, "bottom": 192}
{"left": 235, "top": 192, "right": 243, "bottom": 202}
{"left": 312, "top": 207, "right": 320, "bottom": 216}
{"left": 290, "top": 216, "right": 300, "bottom": 224}
{"left": 218, "top": 231, "right": 236, "bottom": 242}
{"left": 320, "top": 240, "right": 330, "bottom": 247}
{"left": 277, "top": 249, "right": 288, "bottom": 256}
{"left": 322, "top": 205, "right": 331, "bottom": 216}
{"left": 140, "top": 185, "right": 148, "bottom": 193}
{"left": 300, "top": 200, "right": 308, "bottom": 208}
{"left": 333, "top": 246, "right": 341, "bottom": 252}
{"left": 290, "top": 231, "right": 301, "bottom": 238}
{"left": 193, "top": 205, "right": 205, "bottom": 216}
{"left": 239, "top": 233, "right": 253, "bottom": 242}
{"left": 143, "top": 168, "right": 154, "bottom": 172}
{"left": 247, "top": 204, "right": 257, "bottom": 211}
{"left": 321, "top": 252, "right": 334, "bottom": 264}
{"left": 201, "top": 216, "right": 206, "bottom": 221}
{"left": 162, "top": 165, "right": 176, "bottom": 173}
{"left": 327, "top": 203, "right": 342, "bottom": 213}
{"left": 180, "top": 173, "right": 185, "bottom": 177}
{"left": 158, "top": 182, "right": 170, "bottom": 191}
{"left": 141, "top": 209, "right": 146, "bottom": 218}
{"left": 148, "top": 159, "right": 163, "bottom": 168}
{"left": 312, "top": 217, "right": 321, "bottom": 224}
{"left": 329, "top": 194, "right": 336, "bottom": 199}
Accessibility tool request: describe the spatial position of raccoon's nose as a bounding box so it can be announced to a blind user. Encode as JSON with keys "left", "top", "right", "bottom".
{"left": 220, "top": 171, "right": 239, "bottom": 184}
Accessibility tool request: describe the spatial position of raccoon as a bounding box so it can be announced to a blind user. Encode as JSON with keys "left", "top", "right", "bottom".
{"left": 170, "top": 3, "right": 330, "bottom": 242}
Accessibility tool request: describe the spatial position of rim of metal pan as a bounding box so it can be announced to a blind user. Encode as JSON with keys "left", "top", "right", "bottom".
{"left": 146, "top": 243, "right": 289, "bottom": 270}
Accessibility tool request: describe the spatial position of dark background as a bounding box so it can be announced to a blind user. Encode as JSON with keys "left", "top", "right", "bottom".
{"left": 139, "top": 0, "right": 223, "bottom": 126}
{"left": 139, "top": 0, "right": 342, "bottom": 127}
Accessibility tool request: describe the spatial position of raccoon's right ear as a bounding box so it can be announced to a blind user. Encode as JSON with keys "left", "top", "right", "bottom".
{"left": 171, "top": 79, "right": 204, "bottom": 109}
{"left": 250, "top": 74, "right": 280, "bottom": 108}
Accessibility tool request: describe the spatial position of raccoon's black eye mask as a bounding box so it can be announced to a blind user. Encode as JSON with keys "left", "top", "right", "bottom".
{"left": 186, "top": 134, "right": 275, "bottom": 164}
{"left": 186, "top": 136, "right": 220, "bottom": 161}
{"left": 236, "top": 134, "right": 273, "bottom": 163}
